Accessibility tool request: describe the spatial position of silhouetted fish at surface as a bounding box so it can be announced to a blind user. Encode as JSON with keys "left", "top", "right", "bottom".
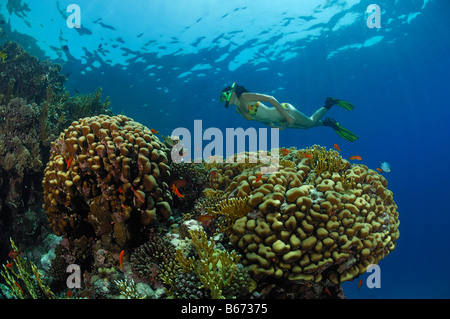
{"left": 99, "top": 22, "right": 116, "bottom": 30}
{"left": 75, "top": 27, "right": 93, "bottom": 36}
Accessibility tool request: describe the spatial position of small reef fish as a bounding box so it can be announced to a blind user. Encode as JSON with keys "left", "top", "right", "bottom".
{"left": 67, "top": 290, "right": 73, "bottom": 298}
{"left": 280, "top": 148, "right": 290, "bottom": 156}
{"left": 67, "top": 156, "right": 74, "bottom": 169}
{"left": 255, "top": 172, "right": 262, "bottom": 183}
{"left": 150, "top": 129, "right": 159, "bottom": 134}
{"left": 119, "top": 250, "right": 125, "bottom": 270}
{"left": 376, "top": 168, "right": 383, "bottom": 173}
{"left": 358, "top": 279, "right": 363, "bottom": 290}
{"left": 130, "top": 186, "right": 145, "bottom": 202}
{"left": 380, "top": 161, "right": 391, "bottom": 172}
{"left": 6, "top": 262, "right": 14, "bottom": 268}
{"left": 8, "top": 249, "right": 21, "bottom": 259}
{"left": 14, "top": 282, "right": 23, "bottom": 295}
{"left": 196, "top": 214, "right": 216, "bottom": 226}
{"left": 303, "top": 153, "right": 312, "bottom": 159}
{"left": 348, "top": 155, "right": 362, "bottom": 160}
{"left": 0, "top": 50, "right": 7, "bottom": 63}
{"left": 325, "top": 287, "right": 332, "bottom": 297}
{"left": 172, "top": 184, "right": 185, "bottom": 198}
{"left": 333, "top": 144, "right": 341, "bottom": 152}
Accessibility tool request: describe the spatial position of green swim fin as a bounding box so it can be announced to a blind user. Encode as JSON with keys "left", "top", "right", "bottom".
{"left": 325, "top": 97, "right": 355, "bottom": 111}
{"left": 323, "top": 118, "right": 359, "bottom": 142}
{"left": 336, "top": 100, "right": 355, "bottom": 111}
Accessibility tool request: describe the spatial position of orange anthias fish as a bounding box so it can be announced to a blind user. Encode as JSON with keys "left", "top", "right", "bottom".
{"left": 280, "top": 148, "right": 290, "bottom": 156}
{"left": 67, "top": 156, "right": 74, "bottom": 169}
{"left": 333, "top": 144, "right": 341, "bottom": 152}
{"left": 8, "top": 248, "right": 21, "bottom": 259}
{"left": 172, "top": 184, "right": 185, "bottom": 198}
{"left": 14, "top": 282, "right": 23, "bottom": 295}
{"left": 119, "top": 250, "right": 125, "bottom": 270}
{"left": 6, "top": 262, "right": 14, "bottom": 268}
{"left": 358, "top": 279, "right": 363, "bottom": 290}
{"left": 348, "top": 155, "right": 362, "bottom": 160}
{"left": 255, "top": 172, "right": 262, "bottom": 183}
{"left": 196, "top": 214, "right": 216, "bottom": 226}
{"left": 150, "top": 129, "right": 159, "bottom": 134}
{"left": 303, "top": 153, "right": 312, "bottom": 159}
{"left": 325, "top": 287, "right": 332, "bottom": 296}
{"left": 376, "top": 168, "right": 383, "bottom": 173}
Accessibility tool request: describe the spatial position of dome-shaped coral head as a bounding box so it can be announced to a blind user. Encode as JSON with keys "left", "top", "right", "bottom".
{"left": 220, "top": 146, "right": 399, "bottom": 285}
{"left": 42, "top": 114, "right": 173, "bottom": 248}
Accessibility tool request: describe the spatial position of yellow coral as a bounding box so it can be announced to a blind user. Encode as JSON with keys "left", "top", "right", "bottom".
{"left": 0, "top": 238, "right": 57, "bottom": 299}
{"left": 175, "top": 229, "right": 241, "bottom": 299}
{"left": 213, "top": 196, "right": 252, "bottom": 235}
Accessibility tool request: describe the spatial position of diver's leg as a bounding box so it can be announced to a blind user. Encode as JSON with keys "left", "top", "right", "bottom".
{"left": 308, "top": 97, "right": 351, "bottom": 127}
{"left": 309, "top": 107, "right": 328, "bottom": 126}
{"left": 284, "top": 104, "right": 317, "bottom": 128}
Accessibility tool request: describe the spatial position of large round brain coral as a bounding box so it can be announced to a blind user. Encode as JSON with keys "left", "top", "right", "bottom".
{"left": 42, "top": 114, "right": 172, "bottom": 248}
{"left": 213, "top": 146, "right": 399, "bottom": 285}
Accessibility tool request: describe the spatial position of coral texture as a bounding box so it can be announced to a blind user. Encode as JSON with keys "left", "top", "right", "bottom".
{"left": 210, "top": 146, "right": 399, "bottom": 284}
{"left": 0, "top": 41, "right": 66, "bottom": 104}
{"left": 42, "top": 114, "right": 173, "bottom": 248}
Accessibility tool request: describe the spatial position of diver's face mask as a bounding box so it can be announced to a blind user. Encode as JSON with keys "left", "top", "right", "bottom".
{"left": 220, "top": 82, "right": 236, "bottom": 108}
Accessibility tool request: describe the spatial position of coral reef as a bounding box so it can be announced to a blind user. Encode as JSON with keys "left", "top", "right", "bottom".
{"left": 1, "top": 238, "right": 57, "bottom": 299}
{"left": 130, "top": 231, "right": 180, "bottom": 285}
{"left": 0, "top": 41, "right": 401, "bottom": 300}
{"left": 173, "top": 228, "right": 245, "bottom": 299}
{"left": 42, "top": 114, "right": 173, "bottom": 249}
{"left": 0, "top": 41, "right": 66, "bottom": 104}
{"left": 0, "top": 42, "right": 112, "bottom": 263}
{"left": 215, "top": 147, "right": 400, "bottom": 287}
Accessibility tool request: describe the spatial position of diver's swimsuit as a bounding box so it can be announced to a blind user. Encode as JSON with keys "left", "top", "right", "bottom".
{"left": 237, "top": 101, "right": 290, "bottom": 119}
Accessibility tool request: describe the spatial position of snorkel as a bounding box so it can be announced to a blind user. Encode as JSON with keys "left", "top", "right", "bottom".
{"left": 220, "top": 82, "right": 236, "bottom": 108}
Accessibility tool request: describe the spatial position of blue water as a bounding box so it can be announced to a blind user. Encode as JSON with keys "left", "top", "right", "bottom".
{"left": 2, "top": 0, "right": 450, "bottom": 298}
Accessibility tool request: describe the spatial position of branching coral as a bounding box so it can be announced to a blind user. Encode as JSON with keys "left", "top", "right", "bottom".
{"left": 174, "top": 229, "right": 241, "bottom": 299}
{"left": 299, "top": 145, "right": 348, "bottom": 184}
{"left": 114, "top": 278, "right": 144, "bottom": 299}
{"left": 130, "top": 232, "right": 180, "bottom": 285}
{"left": 212, "top": 197, "right": 252, "bottom": 235}
{"left": 0, "top": 238, "right": 57, "bottom": 299}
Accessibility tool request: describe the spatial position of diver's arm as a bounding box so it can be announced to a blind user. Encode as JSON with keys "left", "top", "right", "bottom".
{"left": 242, "top": 93, "right": 294, "bottom": 123}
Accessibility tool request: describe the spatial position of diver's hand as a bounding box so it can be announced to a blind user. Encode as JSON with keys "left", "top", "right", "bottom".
{"left": 285, "top": 114, "right": 295, "bottom": 125}
{"left": 270, "top": 123, "right": 286, "bottom": 130}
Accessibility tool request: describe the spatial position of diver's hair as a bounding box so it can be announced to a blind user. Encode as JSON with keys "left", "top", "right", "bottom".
{"left": 221, "top": 84, "right": 249, "bottom": 98}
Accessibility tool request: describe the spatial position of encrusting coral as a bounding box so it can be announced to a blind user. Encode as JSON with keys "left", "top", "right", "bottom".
{"left": 42, "top": 114, "right": 173, "bottom": 248}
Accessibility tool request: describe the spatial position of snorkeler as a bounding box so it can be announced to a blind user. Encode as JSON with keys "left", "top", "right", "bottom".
{"left": 220, "top": 83, "right": 358, "bottom": 142}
